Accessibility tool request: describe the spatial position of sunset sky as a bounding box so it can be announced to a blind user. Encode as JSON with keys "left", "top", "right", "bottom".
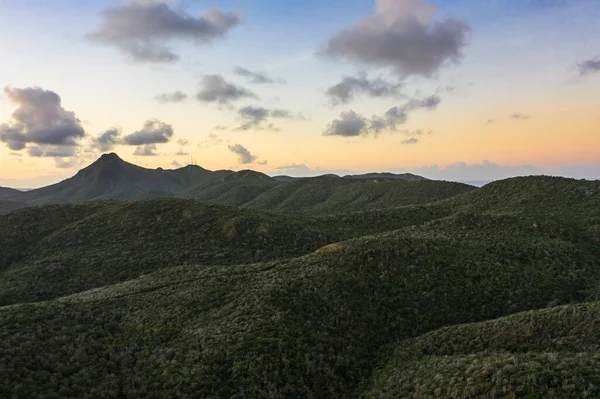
{"left": 0, "top": 0, "right": 598, "bottom": 188}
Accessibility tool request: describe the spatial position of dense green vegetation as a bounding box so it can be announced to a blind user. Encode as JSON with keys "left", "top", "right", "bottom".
{"left": 365, "top": 302, "right": 600, "bottom": 398}
{"left": 1, "top": 173, "right": 599, "bottom": 397}
{"left": 1, "top": 153, "right": 473, "bottom": 213}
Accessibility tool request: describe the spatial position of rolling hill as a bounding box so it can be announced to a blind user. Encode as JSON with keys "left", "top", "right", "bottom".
{"left": 1, "top": 174, "right": 600, "bottom": 397}
{"left": 0, "top": 153, "right": 472, "bottom": 213}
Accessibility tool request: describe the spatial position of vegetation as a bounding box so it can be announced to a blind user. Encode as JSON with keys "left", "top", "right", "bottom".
{"left": 1, "top": 171, "right": 600, "bottom": 397}
{"left": 2, "top": 153, "right": 472, "bottom": 213}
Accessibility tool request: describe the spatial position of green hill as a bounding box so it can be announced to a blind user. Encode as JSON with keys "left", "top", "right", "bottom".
{"left": 1, "top": 175, "right": 599, "bottom": 397}
{"left": 364, "top": 301, "right": 600, "bottom": 398}
{"left": 1, "top": 154, "right": 459, "bottom": 213}
{"left": 241, "top": 176, "right": 473, "bottom": 213}
{"left": 0, "top": 198, "right": 337, "bottom": 306}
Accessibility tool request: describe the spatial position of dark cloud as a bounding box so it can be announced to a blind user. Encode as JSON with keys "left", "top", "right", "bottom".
{"left": 325, "top": 93, "right": 442, "bottom": 137}
{"left": 123, "top": 120, "right": 174, "bottom": 145}
{"left": 326, "top": 72, "right": 404, "bottom": 105}
{"left": 87, "top": 1, "right": 242, "bottom": 63}
{"left": 0, "top": 86, "right": 85, "bottom": 152}
{"left": 320, "top": 0, "right": 470, "bottom": 77}
{"left": 177, "top": 138, "right": 190, "bottom": 146}
{"left": 401, "top": 137, "right": 419, "bottom": 144}
{"left": 575, "top": 57, "right": 600, "bottom": 75}
{"left": 196, "top": 75, "right": 256, "bottom": 105}
{"left": 155, "top": 91, "right": 187, "bottom": 103}
{"left": 324, "top": 110, "right": 369, "bottom": 137}
{"left": 511, "top": 113, "right": 531, "bottom": 120}
{"left": 93, "top": 128, "right": 121, "bottom": 152}
{"left": 228, "top": 143, "right": 258, "bottom": 164}
{"left": 405, "top": 94, "right": 441, "bottom": 110}
{"left": 233, "top": 66, "right": 286, "bottom": 85}
{"left": 27, "top": 145, "right": 77, "bottom": 158}
{"left": 236, "top": 105, "right": 296, "bottom": 131}
{"left": 133, "top": 144, "right": 159, "bottom": 156}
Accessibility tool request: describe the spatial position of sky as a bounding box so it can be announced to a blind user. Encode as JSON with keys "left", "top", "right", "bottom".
{"left": 0, "top": 0, "right": 598, "bottom": 188}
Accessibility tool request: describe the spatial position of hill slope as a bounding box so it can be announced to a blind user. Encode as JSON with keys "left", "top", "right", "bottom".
{"left": 365, "top": 301, "right": 600, "bottom": 398}
{"left": 1, "top": 175, "right": 599, "bottom": 397}
{"left": 2, "top": 154, "right": 457, "bottom": 213}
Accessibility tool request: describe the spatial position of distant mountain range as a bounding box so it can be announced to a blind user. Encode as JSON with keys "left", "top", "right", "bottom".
{"left": 1, "top": 153, "right": 473, "bottom": 213}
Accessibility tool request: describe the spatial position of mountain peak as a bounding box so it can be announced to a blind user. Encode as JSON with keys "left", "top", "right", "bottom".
{"left": 98, "top": 152, "right": 123, "bottom": 162}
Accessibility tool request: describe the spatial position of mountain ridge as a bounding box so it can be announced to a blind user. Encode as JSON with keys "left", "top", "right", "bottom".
{"left": 1, "top": 153, "right": 468, "bottom": 213}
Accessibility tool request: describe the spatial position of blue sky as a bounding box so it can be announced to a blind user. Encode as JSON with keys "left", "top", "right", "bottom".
{"left": 0, "top": 0, "right": 598, "bottom": 187}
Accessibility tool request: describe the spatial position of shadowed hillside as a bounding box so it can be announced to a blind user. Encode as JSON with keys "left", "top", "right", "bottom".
{"left": 241, "top": 175, "right": 473, "bottom": 214}
{"left": 0, "top": 187, "right": 22, "bottom": 199}
{"left": 0, "top": 154, "right": 464, "bottom": 213}
{"left": 1, "top": 175, "right": 600, "bottom": 397}
{"left": 364, "top": 301, "right": 600, "bottom": 398}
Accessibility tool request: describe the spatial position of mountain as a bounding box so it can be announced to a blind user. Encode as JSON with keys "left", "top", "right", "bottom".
{"left": 14, "top": 153, "right": 213, "bottom": 205}
{"left": 1, "top": 175, "right": 600, "bottom": 397}
{"left": 1, "top": 153, "right": 468, "bottom": 213}
{"left": 242, "top": 175, "right": 473, "bottom": 214}
{"left": 0, "top": 186, "right": 22, "bottom": 199}
{"left": 344, "top": 172, "right": 428, "bottom": 181}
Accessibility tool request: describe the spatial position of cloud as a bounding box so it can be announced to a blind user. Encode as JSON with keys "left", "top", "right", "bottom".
{"left": 122, "top": 119, "right": 174, "bottom": 145}
{"left": 324, "top": 110, "right": 369, "bottom": 137}
{"left": 227, "top": 143, "right": 258, "bottom": 164}
{"left": 405, "top": 94, "right": 441, "bottom": 110}
{"left": 575, "top": 57, "right": 600, "bottom": 76}
{"left": 92, "top": 128, "right": 121, "bottom": 152}
{"left": 155, "top": 91, "right": 187, "bottom": 103}
{"left": 236, "top": 105, "right": 297, "bottom": 131}
{"left": 233, "top": 66, "right": 286, "bottom": 85}
{"left": 198, "top": 133, "right": 224, "bottom": 148}
{"left": 0, "top": 86, "right": 85, "bottom": 152}
{"left": 397, "top": 160, "right": 538, "bottom": 182}
{"left": 486, "top": 119, "right": 495, "bottom": 124}
{"left": 175, "top": 138, "right": 189, "bottom": 155}
{"left": 27, "top": 145, "right": 77, "bottom": 158}
{"left": 214, "top": 125, "right": 229, "bottom": 130}
{"left": 133, "top": 144, "right": 159, "bottom": 156}
{"left": 511, "top": 113, "right": 530, "bottom": 120}
{"left": 320, "top": 0, "right": 470, "bottom": 77}
{"left": 171, "top": 160, "right": 183, "bottom": 168}
{"left": 54, "top": 157, "right": 80, "bottom": 169}
{"left": 326, "top": 72, "right": 404, "bottom": 105}
{"left": 196, "top": 75, "right": 256, "bottom": 105}
{"left": 87, "top": 1, "right": 242, "bottom": 63}
{"left": 275, "top": 163, "right": 309, "bottom": 172}
{"left": 401, "top": 137, "right": 419, "bottom": 144}
{"left": 324, "top": 93, "right": 441, "bottom": 137}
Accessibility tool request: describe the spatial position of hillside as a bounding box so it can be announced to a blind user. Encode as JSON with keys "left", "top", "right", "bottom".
{"left": 365, "top": 301, "right": 600, "bottom": 398}
{"left": 0, "top": 198, "right": 337, "bottom": 305}
{"left": 1, "top": 175, "right": 600, "bottom": 397}
{"left": 0, "top": 154, "right": 460, "bottom": 213}
{"left": 241, "top": 175, "right": 473, "bottom": 214}
{"left": 344, "top": 172, "right": 427, "bottom": 181}
{"left": 0, "top": 186, "right": 22, "bottom": 199}
{"left": 14, "top": 153, "right": 213, "bottom": 205}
